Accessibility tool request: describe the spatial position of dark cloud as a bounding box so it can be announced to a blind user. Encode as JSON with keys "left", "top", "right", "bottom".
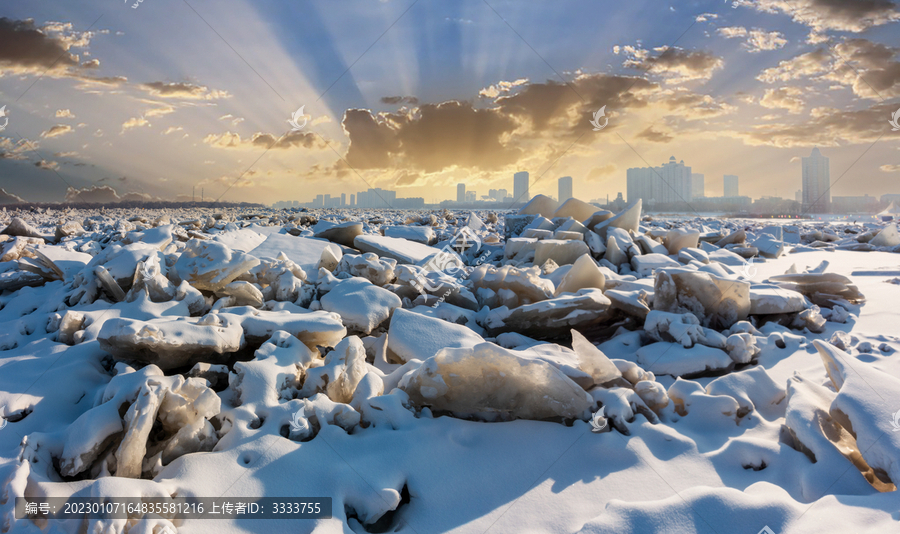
{"left": 735, "top": 101, "right": 893, "bottom": 147}
{"left": 0, "top": 188, "right": 24, "bottom": 204}
{"left": 204, "top": 130, "right": 325, "bottom": 150}
{"left": 621, "top": 46, "right": 723, "bottom": 83}
{"left": 753, "top": 0, "right": 899, "bottom": 32}
{"left": 343, "top": 101, "right": 520, "bottom": 172}
{"left": 65, "top": 185, "right": 120, "bottom": 203}
{"left": 0, "top": 18, "right": 78, "bottom": 74}
{"left": 636, "top": 126, "right": 674, "bottom": 143}
{"left": 380, "top": 96, "right": 419, "bottom": 105}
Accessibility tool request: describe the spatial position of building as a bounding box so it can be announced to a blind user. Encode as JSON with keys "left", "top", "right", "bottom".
{"left": 802, "top": 147, "right": 830, "bottom": 213}
{"left": 513, "top": 171, "right": 529, "bottom": 203}
{"left": 724, "top": 175, "right": 739, "bottom": 198}
{"left": 341, "top": 193, "right": 346, "bottom": 207}
{"left": 350, "top": 194, "right": 355, "bottom": 207}
{"left": 355, "top": 188, "right": 396, "bottom": 208}
{"left": 832, "top": 195, "right": 878, "bottom": 213}
{"left": 465, "top": 191, "right": 476, "bottom": 203}
{"left": 558, "top": 176, "right": 573, "bottom": 203}
{"left": 691, "top": 173, "right": 704, "bottom": 198}
{"left": 626, "top": 156, "right": 693, "bottom": 207}
{"left": 457, "top": 183, "right": 466, "bottom": 203}
{"left": 795, "top": 190, "right": 802, "bottom": 203}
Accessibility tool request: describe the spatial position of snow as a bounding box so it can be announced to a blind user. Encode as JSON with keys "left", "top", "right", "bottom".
{"left": 1, "top": 204, "right": 900, "bottom": 534}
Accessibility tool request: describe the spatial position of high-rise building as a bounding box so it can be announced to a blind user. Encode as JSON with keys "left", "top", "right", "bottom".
{"left": 558, "top": 176, "right": 573, "bottom": 203}
{"left": 341, "top": 193, "right": 346, "bottom": 207}
{"left": 691, "top": 173, "right": 704, "bottom": 198}
{"left": 513, "top": 171, "right": 529, "bottom": 203}
{"left": 350, "top": 194, "right": 355, "bottom": 207}
{"left": 795, "top": 190, "right": 802, "bottom": 203}
{"left": 465, "top": 191, "right": 476, "bottom": 203}
{"left": 626, "top": 156, "right": 692, "bottom": 206}
{"left": 498, "top": 189, "right": 508, "bottom": 201}
{"left": 457, "top": 183, "right": 466, "bottom": 203}
{"left": 802, "top": 147, "right": 830, "bottom": 213}
{"left": 724, "top": 175, "right": 738, "bottom": 198}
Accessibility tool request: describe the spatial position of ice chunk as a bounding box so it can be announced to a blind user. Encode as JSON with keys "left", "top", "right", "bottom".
{"left": 299, "top": 336, "right": 369, "bottom": 404}
{"left": 518, "top": 194, "right": 560, "bottom": 218}
{"left": 644, "top": 310, "right": 727, "bottom": 349}
{"left": 127, "top": 254, "right": 176, "bottom": 302}
{"left": 664, "top": 228, "right": 700, "bottom": 254}
{"left": 552, "top": 198, "right": 598, "bottom": 221}
{"left": 870, "top": 224, "right": 900, "bottom": 247}
{"left": 768, "top": 272, "right": 865, "bottom": 307}
{"left": 724, "top": 333, "right": 759, "bottom": 364}
{"left": 630, "top": 253, "right": 679, "bottom": 277}
{"left": 384, "top": 225, "right": 436, "bottom": 245}
{"left": 606, "top": 288, "right": 652, "bottom": 318}
{"left": 752, "top": 233, "right": 785, "bottom": 258}
{"left": 220, "top": 307, "right": 346, "bottom": 349}
{"left": 603, "top": 236, "right": 628, "bottom": 266}
{"left": 355, "top": 234, "right": 443, "bottom": 265}
{"left": 314, "top": 221, "right": 363, "bottom": 248}
{"left": 533, "top": 239, "right": 590, "bottom": 266}
{"left": 316, "top": 244, "right": 342, "bottom": 272}
{"left": 749, "top": 287, "right": 807, "bottom": 314}
{"left": 470, "top": 264, "right": 554, "bottom": 305}
{"left": 338, "top": 253, "right": 397, "bottom": 286}
{"left": 400, "top": 342, "right": 592, "bottom": 421}
{"left": 387, "top": 308, "right": 484, "bottom": 363}
{"left": 636, "top": 342, "right": 733, "bottom": 377}
{"left": 484, "top": 288, "right": 612, "bottom": 335}
{"left": 570, "top": 329, "right": 621, "bottom": 385}
{"left": 714, "top": 229, "right": 745, "bottom": 248}
{"left": 98, "top": 314, "right": 244, "bottom": 370}
{"left": 94, "top": 265, "right": 126, "bottom": 302}
{"left": 320, "top": 277, "right": 401, "bottom": 334}
{"left": 1, "top": 217, "right": 46, "bottom": 240}
{"left": 555, "top": 254, "right": 606, "bottom": 295}
{"left": 217, "top": 281, "right": 264, "bottom": 307}
{"left": 173, "top": 239, "right": 260, "bottom": 292}
{"left": 592, "top": 199, "right": 641, "bottom": 235}
{"left": 654, "top": 268, "right": 750, "bottom": 328}
{"left": 250, "top": 233, "right": 336, "bottom": 276}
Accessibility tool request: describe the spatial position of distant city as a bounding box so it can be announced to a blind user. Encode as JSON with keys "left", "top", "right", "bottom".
{"left": 273, "top": 147, "right": 899, "bottom": 215}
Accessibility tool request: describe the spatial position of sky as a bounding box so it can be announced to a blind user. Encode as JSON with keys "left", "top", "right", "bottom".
{"left": 0, "top": 0, "right": 899, "bottom": 206}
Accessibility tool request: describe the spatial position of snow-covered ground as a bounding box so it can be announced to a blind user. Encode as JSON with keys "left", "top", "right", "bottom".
{"left": 1, "top": 200, "right": 899, "bottom": 534}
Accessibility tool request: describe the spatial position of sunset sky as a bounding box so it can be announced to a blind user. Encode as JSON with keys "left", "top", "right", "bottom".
{"left": 0, "top": 0, "right": 899, "bottom": 205}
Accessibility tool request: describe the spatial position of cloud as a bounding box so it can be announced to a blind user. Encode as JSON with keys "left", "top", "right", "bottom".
{"left": 726, "top": 101, "right": 893, "bottom": 148}
{"left": 695, "top": 13, "right": 718, "bottom": 22}
{"left": 0, "top": 18, "right": 79, "bottom": 76}
{"left": 121, "top": 116, "right": 150, "bottom": 132}
{"left": 479, "top": 78, "right": 529, "bottom": 98}
{"left": 41, "top": 124, "right": 73, "bottom": 138}
{"left": 0, "top": 188, "right": 24, "bottom": 204}
{"left": 751, "top": 0, "right": 900, "bottom": 33}
{"left": 0, "top": 137, "right": 32, "bottom": 160}
{"left": 759, "top": 86, "right": 805, "bottom": 113}
{"left": 65, "top": 185, "right": 121, "bottom": 203}
{"left": 636, "top": 126, "right": 674, "bottom": 143}
{"left": 144, "top": 105, "right": 175, "bottom": 118}
{"left": 585, "top": 164, "right": 617, "bottom": 181}
{"left": 34, "top": 160, "right": 59, "bottom": 170}
{"left": 342, "top": 101, "right": 521, "bottom": 172}
{"left": 619, "top": 45, "right": 723, "bottom": 83}
{"left": 757, "top": 40, "right": 900, "bottom": 99}
{"left": 162, "top": 126, "right": 183, "bottom": 135}
{"left": 718, "top": 27, "right": 787, "bottom": 52}
{"left": 141, "top": 81, "right": 230, "bottom": 100}
{"left": 55, "top": 109, "right": 74, "bottom": 118}
{"left": 380, "top": 96, "right": 419, "bottom": 105}
{"left": 881, "top": 164, "right": 900, "bottom": 172}
{"left": 203, "top": 130, "right": 325, "bottom": 150}
{"left": 757, "top": 48, "right": 831, "bottom": 83}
